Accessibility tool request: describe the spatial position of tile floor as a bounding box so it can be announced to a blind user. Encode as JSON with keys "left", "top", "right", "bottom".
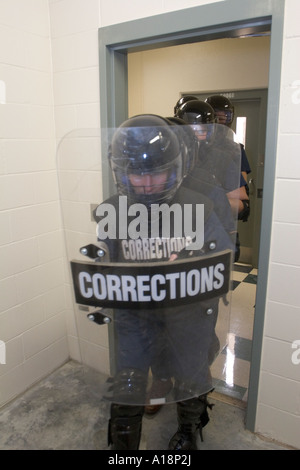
{"left": 211, "top": 262, "right": 257, "bottom": 403}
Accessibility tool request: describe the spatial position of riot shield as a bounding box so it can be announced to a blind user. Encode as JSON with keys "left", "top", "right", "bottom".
{"left": 57, "top": 122, "right": 241, "bottom": 406}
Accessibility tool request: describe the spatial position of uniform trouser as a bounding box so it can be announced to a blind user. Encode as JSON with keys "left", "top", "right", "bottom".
{"left": 108, "top": 302, "right": 219, "bottom": 449}
{"left": 113, "top": 302, "right": 219, "bottom": 403}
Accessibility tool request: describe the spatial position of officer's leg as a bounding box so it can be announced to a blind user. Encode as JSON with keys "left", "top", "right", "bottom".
{"left": 166, "top": 306, "right": 216, "bottom": 450}
{"left": 145, "top": 333, "right": 173, "bottom": 415}
{"left": 108, "top": 403, "right": 144, "bottom": 450}
{"left": 168, "top": 393, "right": 214, "bottom": 451}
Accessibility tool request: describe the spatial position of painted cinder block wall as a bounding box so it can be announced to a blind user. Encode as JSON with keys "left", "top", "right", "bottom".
{"left": 0, "top": 0, "right": 299, "bottom": 449}
{"left": 0, "top": 0, "right": 69, "bottom": 406}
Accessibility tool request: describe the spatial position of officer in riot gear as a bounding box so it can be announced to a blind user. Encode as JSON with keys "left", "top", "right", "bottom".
{"left": 176, "top": 99, "right": 246, "bottom": 212}
{"left": 92, "top": 114, "right": 236, "bottom": 450}
{"left": 205, "top": 94, "right": 251, "bottom": 222}
{"left": 205, "top": 95, "right": 251, "bottom": 260}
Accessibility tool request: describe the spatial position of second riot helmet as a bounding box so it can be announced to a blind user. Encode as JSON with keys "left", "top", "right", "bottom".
{"left": 174, "top": 95, "right": 198, "bottom": 116}
{"left": 176, "top": 100, "right": 216, "bottom": 144}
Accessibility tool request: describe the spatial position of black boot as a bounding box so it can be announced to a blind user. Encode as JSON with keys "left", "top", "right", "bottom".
{"left": 108, "top": 404, "right": 144, "bottom": 450}
{"left": 168, "top": 395, "right": 214, "bottom": 450}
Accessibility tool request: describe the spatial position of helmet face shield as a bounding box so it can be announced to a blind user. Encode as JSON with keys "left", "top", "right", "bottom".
{"left": 110, "top": 153, "right": 183, "bottom": 206}
{"left": 128, "top": 171, "right": 169, "bottom": 195}
{"left": 176, "top": 100, "right": 216, "bottom": 124}
{"left": 109, "top": 115, "right": 184, "bottom": 206}
{"left": 191, "top": 124, "right": 208, "bottom": 141}
{"left": 176, "top": 101, "right": 216, "bottom": 146}
{"left": 205, "top": 95, "right": 234, "bottom": 126}
{"left": 214, "top": 108, "right": 234, "bottom": 126}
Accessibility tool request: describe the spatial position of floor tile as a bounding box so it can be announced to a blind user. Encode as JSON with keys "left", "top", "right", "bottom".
{"left": 212, "top": 349, "right": 251, "bottom": 390}
{"left": 231, "top": 280, "right": 240, "bottom": 290}
{"left": 229, "top": 311, "right": 255, "bottom": 340}
{"left": 233, "top": 263, "right": 253, "bottom": 273}
{"left": 232, "top": 271, "right": 249, "bottom": 282}
{"left": 243, "top": 274, "right": 258, "bottom": 284}
{"left": 231, "top": 282, "right": 256, "bottom": 309}
{"left": 222, "top": 335, "right": 252, "bottom": 362}
{"left": 212, "top": 378, "right": 247, "bottom": 401}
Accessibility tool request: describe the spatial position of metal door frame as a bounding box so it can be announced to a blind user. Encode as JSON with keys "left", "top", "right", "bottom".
{"left": 98, "top": 0, "right": 285, "bottom": 431}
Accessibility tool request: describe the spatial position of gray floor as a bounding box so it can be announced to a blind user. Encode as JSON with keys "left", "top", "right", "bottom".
{"left": 0, "top": 360, "right": 291, "bottom": 451}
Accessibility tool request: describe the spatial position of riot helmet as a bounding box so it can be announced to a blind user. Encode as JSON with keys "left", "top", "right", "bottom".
{"left": 109, "top": 114, "right": 184, "bottom": 207}
{"left": 205, "top": 95, "right": 234, "bottom": 126}
{"left": 176, "top": 100, "right": 216, "bottom": 144}
{"left": 174, "top": 95, "right": 198, "bottom": 116}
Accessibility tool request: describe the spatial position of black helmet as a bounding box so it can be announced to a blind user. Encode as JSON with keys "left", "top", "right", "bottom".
{"left": 176, "top": 100, "right": 216, "bottom": 124}
{"left": 109, "top": 114, "right": 184, "bottom": 206}
{"left": 174, "top": 95, "right": 198, "bottom": 116}
{"left": 205, "top": 95, "right": 234, "bottom": 126}
{"left": 176, "top": 100, "right": 216, "bottom": 145}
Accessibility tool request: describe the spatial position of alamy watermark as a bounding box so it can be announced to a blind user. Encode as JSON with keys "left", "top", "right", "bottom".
{"left": 291, "top": 340, "right": 300, "bottom": 365}
{"left": 0, "top": 340, "right": 6, "bottom": 364}
{"left": 291, "top": 79, "right": 300, "bottom": 104}
{"left": 0, "top": 80, "right": 6, "bottom": 104}
{"left": 95, "top": 196, "right": 204, "bottom": 251}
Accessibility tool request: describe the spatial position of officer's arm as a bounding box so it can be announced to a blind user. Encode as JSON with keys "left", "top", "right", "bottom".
{"left": 226, "top": 185, "right": 249, "bottom": 217}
